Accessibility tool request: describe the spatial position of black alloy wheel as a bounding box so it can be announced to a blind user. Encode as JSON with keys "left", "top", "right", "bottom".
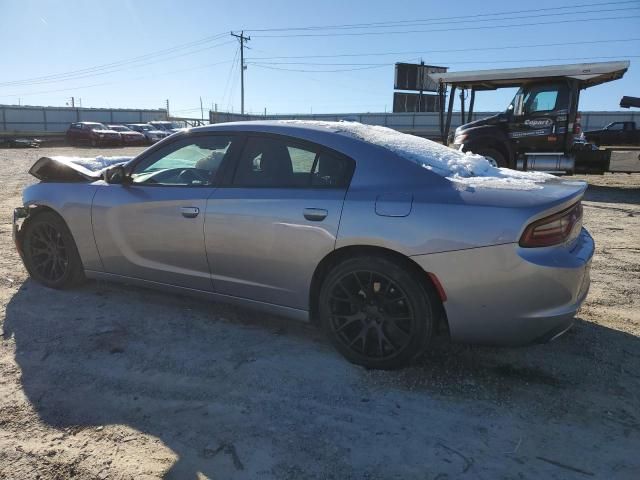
{"left": 22, "top": 212, "right": 85, "bottom": 289}
{"left": 320, "top": 256, "right": 434, "bottom": 369}
{"left": 28, "top": 222, "right": 69, "bottom": 283}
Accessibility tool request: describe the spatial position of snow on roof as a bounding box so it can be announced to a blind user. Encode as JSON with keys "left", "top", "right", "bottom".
{"left": 279, "top": 120, "right": 552, "bottom": 190}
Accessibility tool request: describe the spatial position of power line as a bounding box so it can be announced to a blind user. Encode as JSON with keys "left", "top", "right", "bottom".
{"left": 248, "top": 55, "right": 640, "bottom": 73}
{"left": 0, "top": 33, "right": 231, "bottom": 88}
{"left": 222, "top": 46, "right": 240, "bottom": 112}
{"left": 246, "top": 37, "right": 640, "bottom": 61}
{"left": 2, "top": 59, "right": 235, "bottom": 99}
{"left": 245, "top": 0, "right": 639, "bottom": 32}
{"left": 251, "top": 13, "right": 640, "bottom": 38}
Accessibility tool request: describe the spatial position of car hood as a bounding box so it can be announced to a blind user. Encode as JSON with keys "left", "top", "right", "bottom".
{"left": 92, "top": 129, "right": 120, "bottom": 134}
{"left": 455, "top": 113, "right": 505, "bottom": 134}
{"left": 29, "top": 156, "right": 134, "bottom": 182}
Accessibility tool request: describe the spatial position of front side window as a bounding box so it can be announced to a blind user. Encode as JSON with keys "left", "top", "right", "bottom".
{"left": 606, "top": 122, "right": 624, "bottom": 131}
{"left": 233, "top": 136, "right": 353, "bottom": 188}
{"left": 525, "top": 89, "right": 559, "bottom": 113}
{"left": 131, "top": 135, "right": 233, "bottom": 186}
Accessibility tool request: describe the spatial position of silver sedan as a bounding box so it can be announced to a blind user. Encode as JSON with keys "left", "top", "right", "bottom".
{"left": 13, "top": 121, "right": 593, "bottom": 369}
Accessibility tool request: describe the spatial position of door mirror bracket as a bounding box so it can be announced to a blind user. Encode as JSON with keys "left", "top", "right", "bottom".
{"left": 513, "top": 93, "right": 525, "bottom": 118}
{"left": 104, "top": 165, "right": 130, "bottom": 185}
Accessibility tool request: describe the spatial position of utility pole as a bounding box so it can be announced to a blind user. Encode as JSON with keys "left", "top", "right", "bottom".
{"left": 200, "top": 96, "right": 204, "bottom": 121}
{"left": 165, "top": 99, "right": 170, "bottom": 117}
{"left": 231, "top": 31, "right": 250, "bottom": 115}
{"left": 70, "top": 96, "right": 75, "bottom": 108}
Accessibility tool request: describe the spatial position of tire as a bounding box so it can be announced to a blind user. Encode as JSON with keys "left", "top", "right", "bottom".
{"left": 319, "top": 256, "right": 435, "bottom": 369}
{"left": 91, "top": 138, "right": 98, "bottom": 147}
{"left": 476, "top": 147, "right": 508, "bottom": 168}
{"left": 21, "top": 211, "right": 85, "bottom": 289}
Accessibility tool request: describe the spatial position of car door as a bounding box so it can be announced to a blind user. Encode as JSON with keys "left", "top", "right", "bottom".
{"left": 510, "top": 82, "right": 569, "bottom": 153}
{"left": 67, "top": 123, "right": 78, "bottom": 142}
{"left": 205, "top": 134, "right": 355, "bottom": 310}
{"left": 622, "top": 122, "right": 635, "bottom": 144}
{"left": 602, "top": 122, "right": 624, "bottom": 144}
{"left": 92, "top": 133, "right": 238, "bottom": 291}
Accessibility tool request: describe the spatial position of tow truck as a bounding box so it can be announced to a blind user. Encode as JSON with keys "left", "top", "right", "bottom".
{"left": 430, "top": 61, "right": 632, "bottom": 174}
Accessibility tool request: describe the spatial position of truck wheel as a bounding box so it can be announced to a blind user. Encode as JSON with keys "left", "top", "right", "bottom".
{"left": 476, "top": 148, "right": 508, "bottom": 168}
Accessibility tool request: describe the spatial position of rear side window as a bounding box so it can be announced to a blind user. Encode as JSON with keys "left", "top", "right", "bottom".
{"left": 233, "top": 136, "right": 353, "bottom": 188}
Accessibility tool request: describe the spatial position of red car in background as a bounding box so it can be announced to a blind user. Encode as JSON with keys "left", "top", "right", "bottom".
{"left": 66, "top": 122, "right": 121, "bottom": 147}
{"left": 108, "top": 125, "right": 147, "bottom": 146}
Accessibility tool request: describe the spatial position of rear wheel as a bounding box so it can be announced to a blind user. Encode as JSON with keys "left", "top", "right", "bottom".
{"left": 319, "top": 256, "right": 434, "bottom": 369}
{"left": 476, "top": 147, "right": 508, "bottom": 168}
{"left": 22, "top": 212, "right": 85, "bottom": 289}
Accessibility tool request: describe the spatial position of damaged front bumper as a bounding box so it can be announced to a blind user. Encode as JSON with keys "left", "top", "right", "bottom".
{"left": 12, "top": 206, "right": 29, "bottom": 259}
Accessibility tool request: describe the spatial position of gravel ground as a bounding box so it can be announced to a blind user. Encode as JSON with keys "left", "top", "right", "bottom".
{"left": 0, "top": 146, "right": 639, "bottom": 479}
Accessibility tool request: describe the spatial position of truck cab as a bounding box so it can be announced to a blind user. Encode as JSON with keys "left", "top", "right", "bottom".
{"left": 432, "top": 61, "right": 630, "bottom": 174}
{"left": 453, "top": 80, "right": 579, "bottom": 168}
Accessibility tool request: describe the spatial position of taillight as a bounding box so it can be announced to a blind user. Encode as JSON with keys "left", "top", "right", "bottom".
{"left": 519, "top": 202, "right": 583, "bottom": 248}
{"left": 574, "top": 113, "right": 582, "bottom": 135}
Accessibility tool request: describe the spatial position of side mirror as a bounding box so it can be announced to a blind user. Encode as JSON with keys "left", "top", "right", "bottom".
{"left": 513, "top": 93, "right": 525, "bottom": 117}
{"left": 104, "top": 165, "right": 129, "bottom": 184}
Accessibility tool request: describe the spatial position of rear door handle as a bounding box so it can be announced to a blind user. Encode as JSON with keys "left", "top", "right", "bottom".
{"left": 303, "top": 208, "right": 328, "bottom": 221}
{"left": 181, "top": 207, "right": 200, "bottom": 218}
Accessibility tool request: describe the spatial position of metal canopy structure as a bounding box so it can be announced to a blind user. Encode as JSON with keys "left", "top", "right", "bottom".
{"left": 432, "top": 60, "right": 631, "bottom": 142}
{"left": 429, "top": 61, "right": 630, "bottom": 91}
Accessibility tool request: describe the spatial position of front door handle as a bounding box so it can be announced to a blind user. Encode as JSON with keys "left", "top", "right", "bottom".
{"left": 303, "top": 208, "right": 328, "bottom": 221}
{"left": 181, "top": 207, "right": 200, "bottom": 218}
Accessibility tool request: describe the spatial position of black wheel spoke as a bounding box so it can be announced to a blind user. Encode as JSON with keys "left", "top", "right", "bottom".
{"left": 27, "top": 222, "right": 68, "bottom": 282}
{"left": 329, "top": 269, "right": 416, "bottom": 361}
{"left": 351, "top": 272, "right": 368, "bottom": 298}
{"left": 334, "top": 312, "right": 366, "bottom": 333}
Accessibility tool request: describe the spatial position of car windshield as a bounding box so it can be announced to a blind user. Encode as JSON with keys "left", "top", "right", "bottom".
{"left": 89, "top": 123, "right": 108, "bottom": 130}
{"left": 152, "top": 123, "right": 176, "bottom": 130}
{"left": 109, "top": 126, "right": 130, "bottom": 132}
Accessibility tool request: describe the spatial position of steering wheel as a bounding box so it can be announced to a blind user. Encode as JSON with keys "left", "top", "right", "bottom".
{"left": 178, "top": 168, "right": 211, "bottom": 184}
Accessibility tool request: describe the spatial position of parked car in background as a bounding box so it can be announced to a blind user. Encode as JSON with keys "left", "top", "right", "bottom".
{"left": 14, "top": 121, "right": 593, "bottom": 369}
{"left": 149, "top": 121, "right": 186, "bottom": 133}
{"left": 108, "top": 125, "right": 147, "bottom": 146}
{"left": 66, "top": 122, "right": 121, "bottom": 147}
{"left": 126, "top": 123, "right": 171, "bottom": 144}
{"left": 584, "top": 121, "right": 640, "bottom": 146}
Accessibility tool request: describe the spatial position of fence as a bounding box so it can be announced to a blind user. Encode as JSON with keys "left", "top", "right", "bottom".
{"left": 0, "top": 105, "right": 168, "bottom": 136}
{"left": 210, "top": 110, "right": 639, "bottom": 139}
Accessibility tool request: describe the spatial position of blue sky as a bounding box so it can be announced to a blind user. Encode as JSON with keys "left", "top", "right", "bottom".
{"left": 1, "top": 0, "right": 639, "bottom": 115}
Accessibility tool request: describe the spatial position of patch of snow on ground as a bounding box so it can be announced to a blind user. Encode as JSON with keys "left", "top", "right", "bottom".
{"left": 280, "top": 120, "right": 554, "bottom": 190}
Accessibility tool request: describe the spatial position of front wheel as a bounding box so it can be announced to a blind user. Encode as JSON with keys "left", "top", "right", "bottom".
{"left": 319, "top": 256, "right": 434, "bottom": 369}
{"left": 21, "top": 211, "right": 85, "bottom": 289}
{"left": 475, "top": 147, "right": 508, "bottom": 168}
